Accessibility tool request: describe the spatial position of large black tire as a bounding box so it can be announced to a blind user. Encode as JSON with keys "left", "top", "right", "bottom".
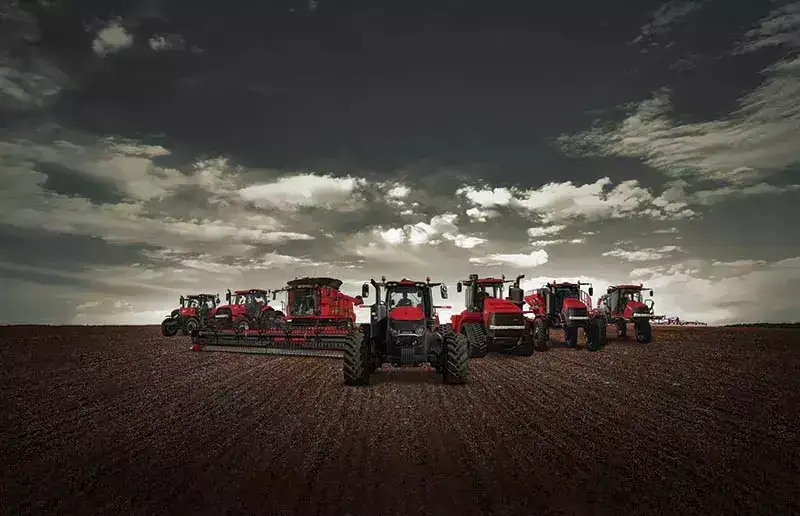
{"left": 441, "top": 330, "right": 468, "bottom": 384}
{"left": 463, "top": 322, "right": 487, "bottom": 357}
{"left": 161, "top": 318, "right": 178, "bottom": 337}
{"left": 184, "top": 317, "right": 200, "bottom": 334}
{"left": 597, "top": 318, "right": 608, "bottom": 346}
{"left": 233, "top": 317, "right": 251, "bottom": 332}
{"left": 634, "top": 320, "right": 652, "bottom": 343}
{"left": 343, "top": 331, "right": 371, "bottom": 386}
{"left": 532, "top": 318, "right": 549, "bottom": 351}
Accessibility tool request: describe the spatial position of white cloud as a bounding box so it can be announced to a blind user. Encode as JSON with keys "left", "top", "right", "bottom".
{"left": 527, "top": 225, "right": 566, "bottom": 237}
{"left": 465, "top": 206, "right": 498, "bottom": 222}
{"left": 469, "top": 249, "right": 549, "bottom": 268}
{"left": 148, "top": 33, "right": 186, "bottom": 52}
{"left": 632, "top": 1, "right": 707, "bottom": 43}
{"left": 92, "top": 20, "right": 133, "bottom": 56}
{"left": 456, "top": 185, "right": 513, "bottom": 207}
{"left": 602, "top": 245, "right": 682, "bottom": 262}
{"left": 387, "top": 183, "right": 410, "bottom": 199}
{"left": 711, "top": 259, "right": 766, "bottom": 267}
{"left": 238, "top": 173, "right": 366, "bottom": 210}
{"left": 374, "top": 213, "right": 485, "bottom": 248}
{"left": 557, "top": 55, "right": 800, "bottom": 186}
{"left": 652, "top": 227, "right": 679, "bottom": 234}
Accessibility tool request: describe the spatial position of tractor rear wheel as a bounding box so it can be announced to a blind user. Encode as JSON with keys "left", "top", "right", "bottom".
{"left": 532, "top": 318, "right": 549, "bottom": 351}
{"left": 634, "top": 321, "right": 652, "bottom": 343}
{"left": 442, "top": 330, "right": 468, "bottom": 384}
{"left": 184, "top": 317, "right": 200, "bottom": 334}
{"left": 343, "top": 331, "right": 371, "bottom": 386}
{"left": 464, "top": 323, "right": 487, "bottom": 357}
{"left": 564, "top": 325, "right": 579, "bottom": 348}
{"left": 161, "top": 319, "right": 178, "bottom": 337}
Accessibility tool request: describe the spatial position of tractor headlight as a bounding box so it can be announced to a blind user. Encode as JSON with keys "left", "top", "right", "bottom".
{"left": 389, "top": 327, "right": 398, "bottom": 336}
{"left": 414, "top": 326, "right": 425, "bottom": 336}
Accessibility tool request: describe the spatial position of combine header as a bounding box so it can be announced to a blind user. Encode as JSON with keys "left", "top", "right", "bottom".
{"left": 343, "top": 277, "right": 468, "bottom": 385}
{"left": 596, "top": 284, "right": 662, "bottom": 343}
{"left": 524, "top": 280, "right": 604, "bottom": 351}
{"left": 161, "top": 294, "right": 219, "bottom": 336}
{"left": 190, "top": 277, "right": 363, "bottom": 357}
{"left": 451, "top": 274, "right": 542, "bottom": 357}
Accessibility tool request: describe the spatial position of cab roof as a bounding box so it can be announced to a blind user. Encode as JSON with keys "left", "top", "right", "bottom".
{"left": 233, "top": 289, "right": 269, "bottom": 295}
{"left": 286, "top": 277, "right": 343, "bottom": 289}
{"left": 186, "top": 293, "right": 217, "bottom": 298}
{"left": 607, "top": 284, "right": 645, "bottom": 292}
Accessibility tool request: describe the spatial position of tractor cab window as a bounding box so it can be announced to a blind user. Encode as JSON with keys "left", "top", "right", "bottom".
{"left": 388, "top": 288, "right": 423, "bottom": 309}
{"left": 551, "top": 286, "right": 579, "bottom": 312}
{"left": 185, "top": 298, "right": 198, "bottom": 308}
{"left": 290, "top": 288, "right": 316, "bottom": 316}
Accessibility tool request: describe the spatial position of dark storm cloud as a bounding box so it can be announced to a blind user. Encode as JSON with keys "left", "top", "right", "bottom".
{"left": 37, "top": 161, "right": 126, "bottom": 203}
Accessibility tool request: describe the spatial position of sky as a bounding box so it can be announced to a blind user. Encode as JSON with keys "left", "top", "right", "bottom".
{"left": 1, "top": 0, "right": 799, "bottom": 325}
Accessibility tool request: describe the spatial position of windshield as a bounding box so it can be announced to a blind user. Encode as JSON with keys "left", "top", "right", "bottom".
{"left": 555, "top": 286, "right": 579, "bottom": 299}
{"left": 233, "top": 292, "right": 267, "bottom": 305}
{"left": 388, "top": 287, "right": 423, "bottom": 308}
{"left": 476, "top": 283, "right": 503, "bottom": 298}
{"left": 182, "top": 298, "right": 198, "bottom": 308}
{"left": 621, "top": 290, "right": 643, "bottom": 303}
{"left": 290, "top": 288, "right": 316, "bottom": 315}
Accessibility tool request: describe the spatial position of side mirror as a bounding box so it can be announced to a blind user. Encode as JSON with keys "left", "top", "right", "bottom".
{"left": 440, "top": 284, "right": 448, "bottom": 299}
{"left": 216, "top": 297, "right": 221, "bottom": 305}
{"left": 225, "top": 292, "right": 231, "bottom": 303}
{"left": 456, "top": 282, "right": 462, "bottom": 293}
{"left": 649, "top": 290, "right": 653, "bottom": 296}
{"left": 354, "top": 295, "right": 363, "bottom": 306}
{"left": 362, "top": 283, "right": 370, "bottom": 298}
{"left": 588, "top": 287, "right": 593, "bottom": 296}
{"left": 179, "top": 295, "right": 184, "bottom": 304}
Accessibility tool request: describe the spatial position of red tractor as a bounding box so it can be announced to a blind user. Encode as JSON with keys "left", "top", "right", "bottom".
{"left": 344, "top": 277, "right": 468, "bottom": 385}
{"left": 191, "top": 277, "right": 364, "bottom": 357}
{"left": 160, "top": 293, "right": 220, "bottom": 336}
{"left": 595, "top": 284, "right": 662, "bottom": 343}
{"left": 207, "top": 288, "right": 280, "bottom": 332}
{"left": 450, "top": 273, "right": 541, "bottom": 357}
{"left": 524, "top": 280, "right": 604, "bottom": 351}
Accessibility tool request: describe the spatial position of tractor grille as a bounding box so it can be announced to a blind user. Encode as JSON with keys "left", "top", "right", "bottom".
{"left": 490, "top": 312, "right": 525, "bottom": 326}
{"left": 390, "top": 320, "right": 422, "bottom": 335}
{"left": 566, "top": 307, "right": 588, "bottom": 319}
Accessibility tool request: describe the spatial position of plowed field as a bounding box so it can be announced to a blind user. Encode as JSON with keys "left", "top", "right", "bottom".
{"left": 1, "top": 325, "right": 798, "bottom": 515}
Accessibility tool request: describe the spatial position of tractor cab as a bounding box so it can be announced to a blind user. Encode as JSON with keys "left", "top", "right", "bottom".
{"left": 602, "top": 284, "right": 654, "bottom": 317}
{"left": 457, "top": 275, "right": 506, "bottom": 312}
{"left": 361, "top": 277, "right": 448, "bottom": 343}
{"left": 228, "top": 289, "right": 269, "bottom": 317}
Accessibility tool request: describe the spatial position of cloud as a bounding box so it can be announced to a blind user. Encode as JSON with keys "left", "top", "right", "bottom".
{"left": 238, "top": 173, "right": 367, "bottom": 210}
{"left": 652, "top": 227, "right": 679, "bottom": 234}
{"left": 557, "top": 56, "right": 800, "bottom": 187}
{"left": 469, "top": 249, "right": 549, "bottom": 268}
{"left": 735, "top": 1, "right": 800, "bottom": 54}
{"left": 631, "top": 1, "right": 707, "bottom": 44}
{"left": 372, "top": 213, "right": 487, "bottom": 248}
{"left": 602, "top": 245, "right": 683, "bottom": 262}
{"left": 91, "top": 20, "right": 134, "bottom": 56}
{"left": 527, "top": 225, "right": 567, "bottom": 238}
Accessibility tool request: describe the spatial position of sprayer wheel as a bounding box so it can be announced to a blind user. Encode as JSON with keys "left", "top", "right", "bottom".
{"left": 442, "top": 330, "right": 469, "bottom": 384}
{"left": 343, "top": 331, "right": 370, "bottom": 386}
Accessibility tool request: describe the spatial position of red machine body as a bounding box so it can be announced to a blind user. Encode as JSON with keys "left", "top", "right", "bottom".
{"left": 191, "top": 277, "right": 363, "bottom": 357}
{"left": 449, "top": 274, "right": 538, "bottom": 356}
{"left": 160, "top": 293, "right": 219, "bottom": 337}
{"left": 595, "top": 284, "right": 661, "bottom": 343}
{"left": 524, "top": 280, "right": 604, "bottom": 351}
{"left": 207, "top": 288, "right": 277, "bottom": 331}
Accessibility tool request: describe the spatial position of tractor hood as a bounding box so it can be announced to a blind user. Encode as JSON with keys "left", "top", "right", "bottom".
{"left": 483, "top": 297, "right": 522, "bottom": 313}
{"left": 388, "top": 306, "right": 425, "bottom": 322}
{"left": 623, "top": 301, "right": 650, "bottom": 318}
{"left": 180, "top": 307, "right": 197, "bottom": 317}
{"left": 562, "top": 297, "right": 589, "bottom": 310}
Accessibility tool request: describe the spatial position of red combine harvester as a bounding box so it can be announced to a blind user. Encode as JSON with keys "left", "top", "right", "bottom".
{"left": 343, "top": 277, "right": 468, "bottom": 385}
{"left": 595, "top": 284, "right": 662, "bottom": 343}
{"left": 191, "top": 277, "right": 363, "bottom": 357}
{"left": 161, "top": 293, "right": 220, "bottom": 336}
{"left": 450, "top": 273, "right": 540, "bottom": 357}
{"left": 524, "top": 280, "right": 603, "bottom": 351}
{"left": 207, "top": 288, "right": 280, "bottom": 331}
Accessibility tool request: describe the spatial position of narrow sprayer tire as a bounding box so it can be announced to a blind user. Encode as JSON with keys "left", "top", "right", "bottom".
{"left": 161, "top": 319, "right": 179, "bottom": 337}
{"left": 586, "top": 319, "right": 602, "bottom": 352}
{"left": 442, "top": 330, "right": 469, "bottom": 384}
{"left": 564, "top": 325, "right": 579, "bottom": 348}
{"left": 635, "top": 321, "right": 652, "bottom": 343}
{"left": 533, "top": 318, "right": 549, "bottom": 351}
{"left": 343, "top": 331, "right": 370, "bottom": 386}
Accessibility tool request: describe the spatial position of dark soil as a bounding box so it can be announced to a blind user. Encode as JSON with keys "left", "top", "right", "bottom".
{"left": 1, "top": 325, "right": 798, "bottom": 516}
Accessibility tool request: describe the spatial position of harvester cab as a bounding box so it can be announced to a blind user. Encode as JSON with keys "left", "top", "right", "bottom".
{"left": 161, "top": 293, "right": 219, "bottom": 337}
{"left": 191, "top": 277, "right": 362, "bottom": 357}
{"left": 345, "top": 276, "right": 467, "bottom": 386}
{"left": 451, "top": 274, "right": 536, "bottom": 357}
{"left": 524, "top": 280, "right": 603, "bottom": 351}
{"left": 596, "top": 284, "right": 662, "bottom": 343}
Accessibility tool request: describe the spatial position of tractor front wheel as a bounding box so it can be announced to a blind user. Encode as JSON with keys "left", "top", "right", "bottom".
{"left": 509, "top": 326, "right": 535, "bottom": 356}
{"left": 564, "top": 325, "right": 579, "bottom": 348}
{"left": 161, "top": 318, "right": 179, "bottom": 337}
{"left": 233, "top": 317, "right": 251, "bottom": 332}
{"left": 442, "top": 330, "right": 469, "bottom": 384}
{"left": 343, "top": 331, "right": 371, "bottom": 386}
{"left": 586, "top": 319, "right": 603, "bottom": 352}
{"left": 532, "top": 318, "right": 549, "bottom": 351}
{"left": 184, "top": 317, "right": 200, "bottom": 334}
{"left": 634, "top": 320, "right": 652, "bottom": 343}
